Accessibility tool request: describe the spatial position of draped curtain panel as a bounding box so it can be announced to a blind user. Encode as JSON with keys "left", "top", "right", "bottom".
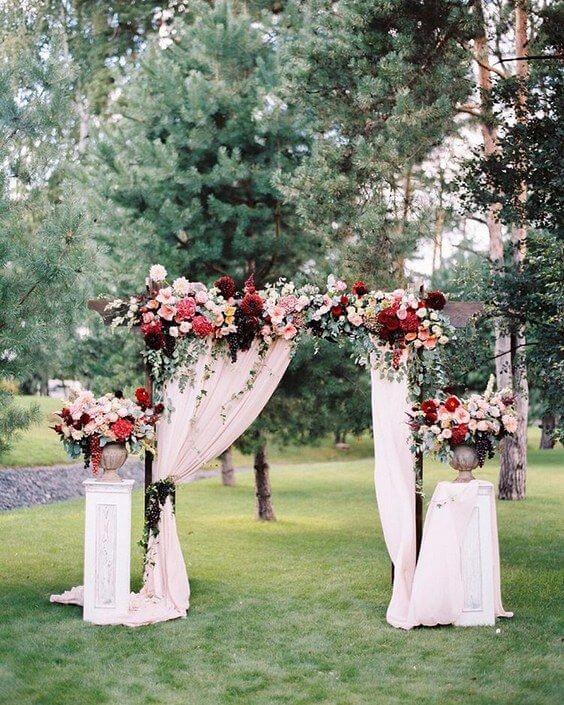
{"left": 52, "top": 338, "right": 293, "bottom": 626}
{"left": 370, "top": 369, "right": 417, "bottom": 629}
{"left": 405, "top": 480, "right": 512, "bottom": 629}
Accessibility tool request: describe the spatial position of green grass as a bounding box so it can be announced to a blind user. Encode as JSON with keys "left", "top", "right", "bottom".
{"left": 0, "top": 396, "right": 70, "bottom": 467}
{"left": 0, "top": 446, "right": 562, "bottom": 705}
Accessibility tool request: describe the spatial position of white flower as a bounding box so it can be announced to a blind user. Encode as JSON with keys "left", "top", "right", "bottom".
{"left": 169, "top": 326, "right": 179, "bottom": 338}
{"left": 430, "top": 425, "right": 441, "bottom": 435}
{"left": 441, "top": 428, "right": 452, "bottom": 439}
{"left": 149, "top": 264, "right": 167, "bottom": 282}
{"left": 416, "top": 307, "right": 427, "bottom": 318}
{"left": 438, "top": 335, "right": 449, "bottom": 344}
{"left": 413, "top": 339, "right": 423, "bottom": 348}
{"left": 179, "top": 321, "right": 192, "bottom": 333}
{"left": 172, "top": 277, "right": 191, "bottom": 296}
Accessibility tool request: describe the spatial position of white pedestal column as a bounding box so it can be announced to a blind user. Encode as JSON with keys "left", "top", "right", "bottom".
{"left": 455, "top": 480, "right": 496, "bottom": 627}
{"left": 83, "top": 479, "right": 134, "bottom": 625}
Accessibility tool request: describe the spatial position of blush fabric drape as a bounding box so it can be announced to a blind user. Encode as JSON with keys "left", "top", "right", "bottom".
{"left": 370, "top": 369, "right": 417, "bottom": 628}
{"left": 404, "top": 480, "right": 512, "bottom": 629}
{"left": 52, "top": 338, "right": 293, "bottom": 626}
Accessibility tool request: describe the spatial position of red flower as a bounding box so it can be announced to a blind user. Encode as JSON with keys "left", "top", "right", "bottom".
{"left": 444, "top": 395, "right": 461, "bottom": 412}
{"left": 244, "top": 273, "right": 256, "bottom": 294}
{"left": 141, "top": 319, "right": 163, "bottom": 336}
{"left": 214, "top": 275, "right": 237, "bottom": 300}
{"left": 425, "top": 411, "right": 438, "bottom": 423}
{"left": 377, "top": 305, "right": 400, "bottom": 331}
{"left": 240, "top": 293, "right": 264, "bottom": 317}
{"left": 176, "top": 298, "right": 197, "bottom": 320}
{"left": 111, "top": 418, "right": 134, "bottom": 442}
{"left": 53, "top": 424, "right": 62, "bottom": 434}
{"left": 352, "top": 281, "right": 368, "bottom": 297}
{"left": 135, "top": 387, "right": 151, "bottom": 409}
{"left": 451, "top": 424, "right": 468, "bottom": 445}
{"left": 331, "top": 305, "right": 344, "bottom": 319}
{"left": 340, "top": 295, "right": 349, "bottom": 306}
{"left": 399, "top": 311, "right": 419, "bottom": 333}
{"left": 145, "top": 332, "right": 165, "bottom": 350}
{"left": 153, "top": 403, "right": 165, "bottom": 415}
{"left": 425, "top": 290, "right": 446, "bottom": 310}
{"left": 421, "top": 399, "right": 437, "bottom": 414}
{"left": 192, "top": 315, "right": 214, "bottom": 338}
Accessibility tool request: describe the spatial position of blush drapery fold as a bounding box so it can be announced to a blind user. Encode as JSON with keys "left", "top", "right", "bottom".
{"left": 404, "top": 480, "right": 513, "bottom": 629}
{"left": 370, "top": 369, "right": 416, "bottom": 629}
{"left": 51, "top": 338, "right": 293, "bottom": 626}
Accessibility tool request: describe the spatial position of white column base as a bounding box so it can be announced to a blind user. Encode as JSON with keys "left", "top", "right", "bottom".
{"left": 455, "top": 481, "right": 496, "bottom": 627}
{"left": 83, "top": 479, "right": 134, "bottom": 625}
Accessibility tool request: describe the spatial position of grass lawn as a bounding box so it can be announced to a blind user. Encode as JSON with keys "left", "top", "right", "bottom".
{"left": 0, "top": 446, "right": 562, "bottom": 705}
{"left": 0, "top": 396, "right": 70, "bottom": 467}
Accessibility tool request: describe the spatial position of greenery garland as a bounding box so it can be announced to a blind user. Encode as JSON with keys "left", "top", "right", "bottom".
{"left": 139, "top": 478, "right": 177, "bottom": 562}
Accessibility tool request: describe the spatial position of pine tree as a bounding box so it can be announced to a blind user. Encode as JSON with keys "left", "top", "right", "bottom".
{"left": 84, "top": 0, "right": 320, "bottom": 290}
{"left": 0, "top": 28, "right": 97, "bottom": 457}
{"left": 285, "top": 0, "right": 472, "bottom": 287}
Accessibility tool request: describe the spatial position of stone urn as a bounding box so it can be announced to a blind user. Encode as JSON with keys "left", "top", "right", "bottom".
{"left": 98, "top": 442, "right": 128, "bottom": 482}
{"left": 450, "top": 444, "right": 480, "bottom": 483}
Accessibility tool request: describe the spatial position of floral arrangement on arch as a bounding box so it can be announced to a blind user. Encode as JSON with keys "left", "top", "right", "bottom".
{"left": 306, "top": 275, "right": 454, "bottom": 369}
{"left": 52, "top": 388, "right": 162, "bottom": 474}
{"left": 409, "top": 381, "right": 518, "bottom": 465}
{"left": 103, "top": 265, "right": 454, "bottom": 387}
{"left": 106, "top": 265, "right": 312, "bottom": 387}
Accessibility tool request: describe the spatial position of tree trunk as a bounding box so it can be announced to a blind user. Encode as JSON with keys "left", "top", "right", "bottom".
{"left": 499, "top": 0, "right": 530, "bottom": 500}
{"left": 254, "top": 444, "right": 275, "bottom": 521}
{"left": 219, "top": 446, "right": 235, "bottom": 486}
{"left": 539, "top": 413, "right": 557, "bottom": 449}
{"left": 473, "top": 0, "right": 529, "bottom": 500}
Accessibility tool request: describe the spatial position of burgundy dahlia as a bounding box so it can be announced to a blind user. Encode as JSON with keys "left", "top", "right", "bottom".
{"left": 425, "top": 290, "right": 446, "bottom": 310}
{"left": 240, "top": 293, "right": 264, "bottom": 317}
{"left": 399, "top": 311, "right": 419, "bottom": 333}
{"left": 214, "top": 275, "right": 237, "bottom": 300}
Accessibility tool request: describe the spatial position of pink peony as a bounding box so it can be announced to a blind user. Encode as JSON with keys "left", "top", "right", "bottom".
{"left": 191, "top": 315, "right": 214, "bottom": 338}
{"left": 195, "top": 290, "right": 208, "bottom": 304}
{"left": 176, "top": 298, "right": 197, "bottom": 320}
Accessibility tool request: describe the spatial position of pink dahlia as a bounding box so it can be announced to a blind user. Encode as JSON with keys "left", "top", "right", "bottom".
{"left": 176, "top": 298, "right": 197, "bottom": 320}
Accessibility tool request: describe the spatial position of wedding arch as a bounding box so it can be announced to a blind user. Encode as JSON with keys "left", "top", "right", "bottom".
{"left": 54, "top": 267, "right": 482, "bottom": 627}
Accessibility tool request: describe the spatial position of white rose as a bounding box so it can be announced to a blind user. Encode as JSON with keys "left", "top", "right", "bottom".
{"left": 441, "top": 428, "right": 452, "bottom": 439}
{"left": 413, "top": 339, "right": 423, "bottom": 348}
{"left": 149, "top": 264, "right": 167, "bottom": 282}
{"left": 169, "top": 326, "right": 179, "bottom": 338}
{"left": 430, "top": 425, "right": 441, "bottom": 435}
{"left": 416, "top": 307, "right": 427, "bottom": 318}
{"left": 438, "top": 335, "right": 449, "bottom": 344}
{"left": 179, "top": 321, "right": 192, "bottom": 333}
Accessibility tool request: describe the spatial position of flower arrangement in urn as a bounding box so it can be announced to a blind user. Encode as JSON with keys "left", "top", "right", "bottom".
{"left": 409, "top": 379, "right": 518, "bottom": 482}
{"left": 52, "top": 388, "right": 162, "bottom": 480}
